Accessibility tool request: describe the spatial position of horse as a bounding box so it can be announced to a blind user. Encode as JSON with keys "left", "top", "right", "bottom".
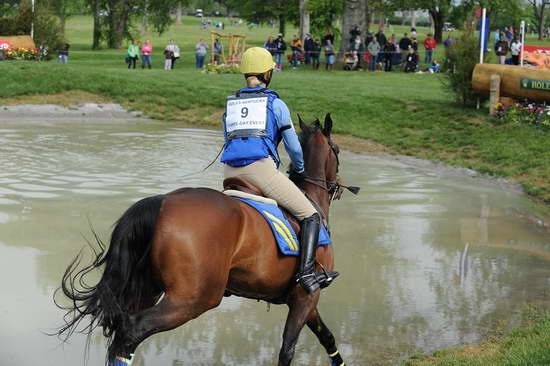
{"left": 56, "top": 114, "right": 356, "bottom": 366}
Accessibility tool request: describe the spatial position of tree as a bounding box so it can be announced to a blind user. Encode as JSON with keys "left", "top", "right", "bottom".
{"left": 306, "top": 0, "right": 343, "bottom": 37}
{"left": 229, "top": 0, "right": 298, "bottom": 36}
{"left": 41, "top": 0, "right": 87, "bottom": 34}
{"left": 340, "top": 0, "right": 368, "bottom": 56}
{"left": 391, "top": 0, "right": 453, "bottom": 43}
{"left": 527, "top": 0, "right": 547, "bottom": 40}
{"left": 299, "top": 0, "right": 310, "bottom": 39}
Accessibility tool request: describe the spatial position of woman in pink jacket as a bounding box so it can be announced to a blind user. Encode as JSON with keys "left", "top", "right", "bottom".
{"left": 141, "top": 40, "right": 153, "bottom": 69}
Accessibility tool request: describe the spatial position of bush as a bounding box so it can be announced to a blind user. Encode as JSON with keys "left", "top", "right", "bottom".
{"left": 443, "top": 16, "right": 484, "bottom": 107}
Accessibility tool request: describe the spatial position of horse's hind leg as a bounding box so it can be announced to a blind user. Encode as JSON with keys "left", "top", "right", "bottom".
{"left": 306, "top": 308, "right": 346, "bottom": 366}
{"left": 278, "top": 290, "right": 320, "bottom": 366}
{"left": 109, "top": 290, "right": 223, "bottom": 365}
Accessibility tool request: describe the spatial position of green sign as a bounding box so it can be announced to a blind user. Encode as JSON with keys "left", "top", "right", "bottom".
{"left": 520, "top": 78, "right": 550, "bottom": 92}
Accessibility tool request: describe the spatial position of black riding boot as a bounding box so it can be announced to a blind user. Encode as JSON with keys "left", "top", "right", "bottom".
{"left": 296, "top": 213, "right": 322, "bottom": 293}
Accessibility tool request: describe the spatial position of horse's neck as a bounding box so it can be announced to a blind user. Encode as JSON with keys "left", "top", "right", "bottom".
{"left": 302, "top": 178, "right": 330, "bottom": 220}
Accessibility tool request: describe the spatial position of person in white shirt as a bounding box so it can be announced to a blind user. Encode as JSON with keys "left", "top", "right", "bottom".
{"left": 165, "top": 40, "right": 180, "bottom": 69}
{"left": 510, "top": 37, "right": 522, "bottom": 65}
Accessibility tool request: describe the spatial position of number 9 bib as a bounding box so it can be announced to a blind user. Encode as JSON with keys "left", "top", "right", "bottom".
{"left": 225, "top": 94, "right": 269, "bottom": 139}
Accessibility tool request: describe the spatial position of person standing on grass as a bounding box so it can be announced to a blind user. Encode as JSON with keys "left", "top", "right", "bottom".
{"left": 444, "top": 34, "right": 454, "bottom": 48}
{"left": 274, "top": 34, "right": 286, "bottom": 71}
{"left": 510, "top": 37, "right": 521, "bottom": 65}
{"left": 165, "top": 40, "right": 180, "bottom": 69}
{"left": 404, "top": 48, "right": 418, "bottom": 73}
{"left": 127, "top": 40, "right": 139, "bottom": 69}
{"left": 290, "top": 34, "right": 303, "bottom": 68}
{"left": 495, "top": 34, "right": 509, "bottom": 65}
{"left": 303, "top": 33, "right": 314, "bottom": 65}
{"left": 195, "top": 39, "right": 208, "bottom": 69}
{"left": 351, "top": 35, "right": 365, "bottom": 70}
{"left": 375, "top": 28, "right": 387, "bottom": 65}
{"left": 321, "top": 29, "right": 334, "bottom": 47}
{"left": 324, "top": 40, "right": 335, "bottom": 71}
{"left": 399, "top": 33, "right": 412, "bottom": 71}
{"left": 311, "top": 38, "right": 321, "bottom": 70}
{"left": 263, "top": 36, "right": 276, "bottom": 55}
{"left": 423, "top": 34, "right": 436, "bottom": 64}
{"left": 141, "top": 40, "right": 152, "bottom": 69}
{"left": 494, "top": 28, "right": 500, "bottom": 47}
{"left": 367, "top": 36, "right": 380, "bottom": 72}
{"left": 164, "top": 47, "right": 174, "bottom": 70}
{"left": 58, "top": 43, "right": 70, "bottom": 64}
{"left": 384, "top": 39, "right": 396, "bottom": 72}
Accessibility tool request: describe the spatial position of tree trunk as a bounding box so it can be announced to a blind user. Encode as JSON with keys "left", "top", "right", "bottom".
{"left": 411, "top": 10, "right": 417, "bottom": 28}
{"left": 365, "top": 0, "right": 370, "bottom": 32}
{"left": 340, "top": 0, "right": 367, "bottom": 57}
{"left": 538, "top": 4, "right": 546, "bottom": 41}
{"left": 176, "top": 1, "right": 182, "bottom": 24}
{"left": 430, "top": 10, "right": 444, "bottom": 43}
{"left": 278, "top": 14, "right": 286, "bottom": 36}
{"left": 401, "top": 9, "right": 407, "bottom": 26}
{"left": 299, "top": 0, "right": 310, "bottom": 39}
{"left": 107, "top": 0, "right": 130, "bottom": 49}
{"left": 91, "top": 0, "right": 101, "bottom": 49}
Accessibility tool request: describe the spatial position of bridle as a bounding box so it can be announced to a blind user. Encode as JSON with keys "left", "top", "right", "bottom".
{"left": 301, "top": 137, "right": 359, "bottom": 204}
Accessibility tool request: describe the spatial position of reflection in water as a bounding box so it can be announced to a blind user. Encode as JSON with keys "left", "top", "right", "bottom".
{"left": 0, "top": 120, "right": 549, "bottom": 366}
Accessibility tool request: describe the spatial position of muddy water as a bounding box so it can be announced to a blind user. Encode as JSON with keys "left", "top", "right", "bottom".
{"left": 0, "top": 119, "right": 549, "bottom": 366}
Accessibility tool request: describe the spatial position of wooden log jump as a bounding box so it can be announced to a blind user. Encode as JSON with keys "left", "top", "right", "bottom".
{"left": 472, "top": 64, "right": 550, "bottom": 103}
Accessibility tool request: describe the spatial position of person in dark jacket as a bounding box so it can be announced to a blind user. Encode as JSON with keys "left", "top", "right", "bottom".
{"left": 375, "top": 28, "right": 387, "bottom": 64}
{"left": 321, "top": 29, "right": 335, "bottom": 46}
{"left": 274, "top": 34, "right": 286, "bottom": 71}
{"left": 311, "top": 39, "right": 321, "bottom": 70}
{"left": 399, "top": 33, "right": 412, "bottom": 71}
{"left": 303, "top": 33, "right": 315, "bottom": 65}
{"left": 495, "top": 33, "right": 509, "bottom": 65}
{"left": 384, "top": 40, "right": 396, "bottom": 72}
{"left": 404, "top": 48, "right": 418, "bottom": 73}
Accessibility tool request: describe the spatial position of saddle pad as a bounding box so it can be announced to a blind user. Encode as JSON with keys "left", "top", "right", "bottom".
{"left": 233, "top": 197, "right": 332, "bottom": 256}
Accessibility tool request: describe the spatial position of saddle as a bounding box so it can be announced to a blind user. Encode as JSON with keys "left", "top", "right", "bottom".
{"left": 223, "top": 177, "right": 301, "bottom": 234}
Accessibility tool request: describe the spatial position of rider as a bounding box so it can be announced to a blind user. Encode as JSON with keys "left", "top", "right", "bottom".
{"left": 221, "top": 47, "right": 336, "bottom": 294}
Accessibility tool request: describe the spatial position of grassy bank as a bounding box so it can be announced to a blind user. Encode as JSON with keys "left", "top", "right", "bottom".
{"left": 1, "top": 16, "right": 549, "bottom": 203}
{"left": 404, "top": 306, "right": 550, "bottom": 366}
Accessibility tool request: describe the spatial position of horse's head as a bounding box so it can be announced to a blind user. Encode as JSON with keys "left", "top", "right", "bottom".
{"left": 295, "top": 114, "right": 359, "bottom": 203}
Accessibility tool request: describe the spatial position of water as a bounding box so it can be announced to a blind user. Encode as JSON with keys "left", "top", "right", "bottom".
{"left": 0, "top": 119, "right": 549, "bottom": 366}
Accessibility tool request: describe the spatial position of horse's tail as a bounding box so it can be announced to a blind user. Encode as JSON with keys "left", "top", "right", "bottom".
{"left": 55, "top": 194, "right": 165, "bottom": 344}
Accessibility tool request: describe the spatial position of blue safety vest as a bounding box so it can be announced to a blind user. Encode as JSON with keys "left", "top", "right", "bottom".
{"left": 220, "top": 87, "right": 283, "bottom": 167}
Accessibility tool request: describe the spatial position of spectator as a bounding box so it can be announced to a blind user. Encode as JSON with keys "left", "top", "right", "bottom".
{"left": 39, "top": 41, "right": 49, "bottom": 61}
{"left": 424, "top": 33, "right": 436, "bottom": 64}
{"left": 428, "top": 60, "right": 441, "bottom": 73}
{"left": 399, "top": 33, "right": 412, "bottom": 70}
{"left": 510, "top": 37, "right": 521, "bottom": 65}
{"left": 404, "top": 48, "right": 418, "bottom": 72}
{"left": 195, "top": 39, "right": 208, "bottom": 69}
{"left": 290, "top": 34, "right": 303, "bottom": 68}
{"left": 367, "top": 36, "right": 380, "bottom": 72}
{"left": 410, "top": 27, "right": 417, "bottom": 37}
{"left": 303, "top": 33, "right": 315, "bottom": 65}
{"left": 163, "top": 47, "right": 173, "bottom": 70}
{"left": 494, "top": 28, "right": 500, "bottom": 47}
{"left": 263, "top": 36, "right": 276, "bottom": 55}
{"left": 349, "top": 25, "right": 361, "bottom": 48}
{"left": 351, "top": 35, "right": 365, "bottom": 70}
{"left": 324, "top": 40, "right": 335, "bottom": 71}
{"left": 274, "top": 33, "right": 287, "bottom": 71}
{"left": 58, "top": 43, "right": 70, "bottom": 64}
{"left": 165, "top": 40, "right": 180, "bottom": 69}
{"left": 213, "top": 39, "right": 223, "bottom": 64}
{"left": 505, "top": 27, "right": 513, "bottom": 42}
{"left": 384, "top": 40, "right": 396, "bottom": 72}
{"left": 444, "top": 34, "right": 454, "bottom": 48}
{"left": 495, "top": 34, "right": 509, "bottom": 65}
{"left": 141, "top": 40, "right": 153, "bottom": 69}
{"left": 411, "top": 36, "right": 418, "bottom": 51}
{"left": 127, "top": 40, "right": 139, "bottom": 69}
{"left": 322, "top": 29, "right": 335, "bottom": 46}
{"left": 375, "top": 28, "right": 387, "bottom": 64}
{"left": 311, "top": 39, "right": 321, "bottom": 70}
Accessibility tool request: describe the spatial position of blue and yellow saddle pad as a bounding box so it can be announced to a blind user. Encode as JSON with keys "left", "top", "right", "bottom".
{"left": 234, "top": 197, "right": 332, "bottom": 256}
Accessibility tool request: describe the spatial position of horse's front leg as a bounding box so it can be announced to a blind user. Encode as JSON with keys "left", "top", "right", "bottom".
{"left": 306, "top": 308, "right": 345, "bottom": 366}
{"left": 278, "top": 288, "right": 320, "bottom": 366}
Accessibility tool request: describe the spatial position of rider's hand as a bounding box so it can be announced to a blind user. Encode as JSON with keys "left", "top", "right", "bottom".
{"left": 289, "top": 170, "right": 306, "bottom": 182}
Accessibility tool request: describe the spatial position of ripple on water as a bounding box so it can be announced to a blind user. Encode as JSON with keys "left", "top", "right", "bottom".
{"left": 9, "top": 183, "right": 63, "bottom": 192}
{"left": 69, "top": 188, "right": 123, "bottom": 195}
{"left": 0, "top": 212, "right": 11, "bottom": 224}
{"left": 0, "top": 198, "right": 19, "bottom": 205}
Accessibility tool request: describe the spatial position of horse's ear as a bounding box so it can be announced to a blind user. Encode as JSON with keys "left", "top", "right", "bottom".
{"left": 298, "top": 114, "right": 309, "bottom": 132}
{"left": 323, "top": 113, "right": 333, "bottom": 137}
{"left": 314, "top": 118, "right": 321, "bottom": 129}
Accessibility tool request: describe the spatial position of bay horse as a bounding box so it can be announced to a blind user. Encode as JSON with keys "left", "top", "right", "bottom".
{"left": 56, "top": 114, "right": 354, "bottom": 366}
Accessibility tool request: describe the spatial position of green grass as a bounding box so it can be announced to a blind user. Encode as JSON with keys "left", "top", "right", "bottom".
{"left": 404, "top": 307, "right": 550, "bottom": 366}
{"left": 1, "top": 16, "right": 549, "bottom": 203}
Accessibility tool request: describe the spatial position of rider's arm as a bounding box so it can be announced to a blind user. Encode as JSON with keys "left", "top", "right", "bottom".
{"left": 272, "top": 99, "right": 305, "bottom": 173}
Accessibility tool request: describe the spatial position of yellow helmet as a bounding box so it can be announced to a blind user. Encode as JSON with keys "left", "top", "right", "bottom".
{"left": 240, "top": 47, "right": 276, "bottom": 74}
